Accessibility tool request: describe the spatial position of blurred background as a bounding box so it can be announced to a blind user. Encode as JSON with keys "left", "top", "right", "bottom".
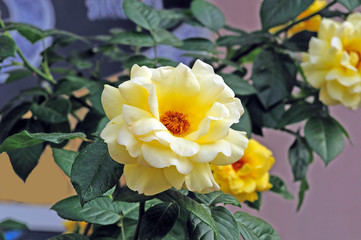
{"left": 0, "top": 0, "right": 360, "bottom": 239}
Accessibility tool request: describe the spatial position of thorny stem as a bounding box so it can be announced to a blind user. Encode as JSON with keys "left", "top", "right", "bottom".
{"left": 133, "top": 200, "right": 145, "bottom": 240}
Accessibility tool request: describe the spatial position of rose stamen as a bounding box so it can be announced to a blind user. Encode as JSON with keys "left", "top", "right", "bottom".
{"left": 160, "top": 111, "right": 190, "bottom": 135}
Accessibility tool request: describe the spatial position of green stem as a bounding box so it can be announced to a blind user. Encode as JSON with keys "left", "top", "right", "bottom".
{"left": 274, "top": 0, "right": 337, "bottom": 36}
{"left": 0, "top": 18, "right": 56, "bottom": 84}
{"left": 83, "top": 223, "right": 92, "bottom": 237}
{"left": 133, "top": 200, "right": 145, "bottom": 240}
{"left": 120, "top": 217, "right": 126, "bottom": 240}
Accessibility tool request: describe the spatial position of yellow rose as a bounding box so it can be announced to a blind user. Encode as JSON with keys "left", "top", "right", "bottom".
{"left": 270, "top": 0, "right": 327, "bottom": 36}
{"left": 63, "top": 221, "right": 90, "bottom": 234}
{"left": 301, "top": 13, "right": 361, "bottom": 109}
{"left": 101, "top": 60, "right": 249, "bottom": 195}
{"left": 212, "top": 139, "right": 274, "bottom": 202}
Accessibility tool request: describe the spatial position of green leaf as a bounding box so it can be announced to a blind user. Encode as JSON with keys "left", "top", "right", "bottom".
{"left": 276, "top": 102, "right": 321, "bottom": 128}
{"left": 0, "top": 219, "right": 28, "bottom": 231}
{"left": 51, "top": 196, "right": 122, "bottom": 225}
{"left": 252, "top": 48, "right": 296, "bottom": 109}
{"left": 177, "top": 38, "right": 215, "bottom": 52}
{"left": 231, "top": 107, "right": 252, "bottom": 138}
{"left": 52, "top": 148, "right": 78, "bottom": 177}
{"left": 304, "top": 116, "right": 344, "bottom": 165}
{"left": 71, "top": 141, "right": 124, "bottom": 204}
{"left": 159, "top": 189, "right": 219, "bottom": 239}
{"left": 212, "top": 206, "right": 240, "bottom": 240}
{"left": 123, "top": 0, "right": 160, "bottom": 30}
{"left": 235, "top": 211, "right": 281, "bottom": 240}
{"left": 118, "top": 202, "right": 139, "bottom": 220}
{"left": 139, "top": 202, "right": 179, "bottom": 239}
{"left": 5, "top": 69, "right": 33, "bottom": 83}
{"left": 75, "top": 110, "right": 108, "bottom": 138}
{"left": 48, "top": 233, "right": 89, "bottom": 240}
{"left": 6, "top": 22, "right": 44, "bottom": 43}
{"left": 216, "top": 35, "right": 244, "bottom": 47}
{"left": 283, "top": 31, "right": 317, "bottom": 52}
{"left": 187, "top": 213, "right": 215, "bottom": 240}
{"left": 0, "top": 35, "right": 16, "bottom": 61}
{"left": 30, "top": 98, "right": 71, "bottom": 123}
{"left": 260, "top": 0, "right": 314, "bottom": 30}
{"left": 55, "top": 76, "right": 95, "bottom": 95}
{"left": 0, "top": 233, "right": 4, "bottom": 240}
{"left": 297, "top": 178, "right": 309, "bottom": 211}
{"left": 0, "top": 130, "right": 86, "bottom": 153}
{"left": 337, "top": 0, "right": 361, "bottom": 11}
{"left": 157, "top": 9, "right": 187, "bottom": 29}
{"left": 193, "top": 191, "right": 241, "bottom": 208}
{"left": 8, "top": 143, "right": 44, "bottom": 182}
{"left": 269, "top": 175, "right": 294, "bottom": 200}
{"left": 288, "top": 136, "right": 313, "bottom": 181}
{"left": 152, "top": 28, "right": 183, "bottom": 47}
{"left": 113, "top": 185, "right": 154, "bottom": 203}
{"left": 108, "top": 31, "right": 155, "bottom": 47}
{"left": 220, "top": 74, "right": 257, "bottom": 96}
{"left": 45, "top": 29, "right": 89, "bottom": 43}
{"left": 191, "top": 0, "right": 225, "bottom": 32}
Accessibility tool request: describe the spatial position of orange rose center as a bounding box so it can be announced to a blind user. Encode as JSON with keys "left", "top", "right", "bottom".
{"left": 232, "top": 158, "right": 245, "bottom": 172}
{"left": 160, "top": 111, "right": 190, "bottom": 135}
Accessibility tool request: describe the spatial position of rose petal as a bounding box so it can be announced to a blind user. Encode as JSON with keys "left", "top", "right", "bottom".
{"left": 101, "top": 85, "right": 125, "bottom": 120}
{"left": 185, "top": 163, "right": 219, "bottom": 193}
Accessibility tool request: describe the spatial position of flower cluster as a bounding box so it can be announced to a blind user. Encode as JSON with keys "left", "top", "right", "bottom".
{"left": 101, "top": 60, "right": 248, "bottom": 195}
{"left": 302, "top": 13, "right": 361, "bottom": 109}
{"left": 212, "top": 139, "right": 274, "bottom": 202}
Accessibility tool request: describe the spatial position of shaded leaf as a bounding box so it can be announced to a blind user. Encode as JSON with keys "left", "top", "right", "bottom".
{"left": 337, "top": 0, "right": 361, "bottom": 11}
{"left": 221, "top": 74, "right": 257, "bottom": 96}
{"left": 177, "top": 38, "right": 214, "bottom": 52}
{"left": 52, "top": 148, "right": 78, "bottom": 177}
{"left": 211, "top": 206, "right": 239, "bottom": 240}
{"left": 0, "top": 219, "right": 28, "bottom": 231}
{"left": 191, "top": 0, "right": 225, "bottom": 32}
{"left": 152, "top": 28, "right": 183, "bottom": 47}
{"left": 283, "top": 31, "right": 316, "bottom": 52}
{"left": 30, "top": 98, "right": 71, "bottom": 123}
{"left": 297, "top": 178, "right": 309, "bottom": 211}
{"left": 193, "top": 191, "right": 241, "bottom": 208}
{"left": 108, "top": 31, "right": 154, "bottom": 47}
{"left": 71, "top": 141, "right": 124, "bottom": 204}
{"left": 6, "top": 22, "right": 44, "bottom": 43}
{"left": 187, "top": 213, "right": 215, "bottom": 240}
{"left": 232, "top": 107, "right": 252, "bottom": 138}
{"left": 113, "top": 185, "right": 154, "bottom": 203}
{"left": 0, "top": 35, "right": 16, "bottom": 61}
{"left": 269, "top": 175, "right": 294, "bottom": 200}
{"left": 288, "top": 136, "right": 313, "bottom": 181}
{"left": 123, "top": 0, "right": 160, "bottom": 30}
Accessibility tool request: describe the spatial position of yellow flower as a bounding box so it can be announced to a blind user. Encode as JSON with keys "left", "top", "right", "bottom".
{"left": 212, "top": 139, "right": 274, "bottom": 202}
{"left": 63, "top": 221, "right": 90, "bottom": 234}
{"left": 270, "top": 0, "right": 327, "bottom": 36}
{"left": 301, "top": 13, "right": 361, "bottom": 109}
{"left": 101, "top": 60, "right": 249, "bottom": 195}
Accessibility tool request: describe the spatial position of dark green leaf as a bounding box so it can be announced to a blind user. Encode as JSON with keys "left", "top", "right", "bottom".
{"left": 55, "top": 76, "right": 95, "bottom": 95}
{"left": 0, "top": 35, "right": 16, "bottom": 61}
{"left": 193, "top": 191, "right": 241, "bottom": 208}
{"left": 0, "top": 219, "right": 28, "bottom": 231}
{"left": 31, "top": 98, "right": 71, "bottom": 123}
{"left": 304, "top": 116, "right": 344, "bottom": 165}
{"left": 52, "top": 148, "right": 78, "bottom": 177}
{"left": 0, "top": 130, "right": 86, "bottom": 153}
{"left": 159, "top": 189, "right": 219, "bottom": 239}
{"left": 269, "top": 175, "right": 294, "bottom": 200}
{"left": 75, "top": 110, "right": 108, "bottom": 138}
{"left": 235, "top": 211, "right": 281, "bottom": 240}
{"left": 109, "top": 31, "right": 154, "bottom": 47}
{"left": 123, "top": 55, "right": 154, "bottom": 69}
{"left": 221, "top": 74, "right": 257, "bottom": 96}
{"left": 48, "top": 233, "right": 89, "bottom": 240}
{"left": 330, "top": 117, "right": 351, "bottom": 140}
{"left": 260, "top": 0, "right": 314, "bottom": 30}
{"left": 337, "top": 0, "right": 361, "bottom": 11}
{"left": 113, "top": 185, "right": 154, "bottom": 203}
{"left": 187, "top": 213, "right": 215, "bottom": 240}
{"left": 297, "top": 178, "right": 309, "bottom": 211}
{"left": 288, "top": 136, "right": 313, "bottom": 181}
{"left": 51, "top": 196, "right": 122, "bottom": 225}
{"left": 283, "top": 31, "right": 317, "bottom": 52}
{"left": 71, "top": 141, "right": 123, "bottom": 204}
{"left": 216, "top": 35, "right": 244, "bottom": 47}
{"left": 139, "top": 202, "right": 179, "bottom": 239}
{"left": 157, "top": 9, "right": 187, "bottom": 29}
{"left": 0, "top": 233, "right": 4, "bottom": 240}
{"left": 118, "top": 202, "right": 139, "bottom": 220}
{"left": 152, "top": 28, "right": 183, "bottom": 47}
{"left": 123, "top": 0, "right": 160, "bottom": 30}
{"left": 5, "top": 69, "right": 32, "bottom": 83}
{"left": 8, "top": 143, "right": 44, "bottom": 182}
{"left": 252, "top": 48, "right": 296, "bottom": 109}
{"left": 211, "top": 206, "right": 239, "bottom": 240}
{"left": 276, "top": 102, "right": 321, "bottom": 128}
{"left": 232, "top": 107, "right": 252, "bottom": 138}
{"left": 245, "top": 193, "right": 262, "bottom": 211}
{"left": 45, "top": 29, "right": 89, "bottom": 43}
{"left": 191, "top": 0, "right": 225, "bottom": 32}
{"left": 177, "top": 38, "right": 214, "bottom": 52}
{"left": 6, "top": 22, "right": 44, "bottom": 43}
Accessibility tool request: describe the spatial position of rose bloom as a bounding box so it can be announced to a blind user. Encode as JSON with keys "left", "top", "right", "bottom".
{"left": 101, "top": 60, "right": 248, "bottom": 195}
{"left": 301, "top": 13, "right": 361, "bottom": 109}
{"left": 63, "top": 221, "right": 90, "bottom": 234}
{"left": 211, "top": 139, "right": 274, "bottom": 202}
{"left": 270, "top": 0, "right": 327, "bottom": 36}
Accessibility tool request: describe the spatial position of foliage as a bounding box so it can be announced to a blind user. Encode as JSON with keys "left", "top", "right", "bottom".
{"left": 0, "top": 0, "right": 358, "bottom": 239}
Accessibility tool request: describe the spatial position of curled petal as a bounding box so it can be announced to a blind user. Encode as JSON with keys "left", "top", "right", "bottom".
{"left": 101, "top": 85, "right": 124, "bottom": 120}
{"left": 185, "top": 163, "right": 219, "bottom": 193}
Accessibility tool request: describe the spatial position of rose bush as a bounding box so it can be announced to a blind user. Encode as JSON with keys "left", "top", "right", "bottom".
{"left": 101, "top": 60, "right": 249, "bottom": 195}
{"left": 301, "top": 13, "right": 361, "bottom": 109}
{"left": 212, "top": 139, "right": 274, "bottom": 202}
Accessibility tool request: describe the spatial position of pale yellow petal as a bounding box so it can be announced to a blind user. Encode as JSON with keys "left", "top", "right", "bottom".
{"left": 191, "top": 140, "right": 231, "bottom": 163}
{"left": 119, "top": 80, "right": 151, "bottom": 113}
{"left": 164, "top": 166, "right": 186, "bottom": 189}
{"left": 101, "top": 85, "right": 124, "bottom": 120}
{"left": 185, "top": 163, "right": 219, "bottom": 193}
{"left": 117, "top": 125, "right": 142, "bottom": 158}
{"left": 124, "top": 164, "right": 171, "bottom": 195}
{"left": 170, "top": 137, "right": 200, "bottom": 157}
{"left": 130, "top": 64, "right": 152, "bottom": 80}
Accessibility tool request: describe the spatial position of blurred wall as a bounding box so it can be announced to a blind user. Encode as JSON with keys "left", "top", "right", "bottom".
{"left": 213, "top": 0, "right": 361, "bottom": 239}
